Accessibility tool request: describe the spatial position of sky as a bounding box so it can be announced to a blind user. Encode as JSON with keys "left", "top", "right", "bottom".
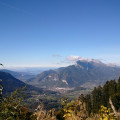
{"left": 0, "top": 0, "right": 120, "bottom": 68}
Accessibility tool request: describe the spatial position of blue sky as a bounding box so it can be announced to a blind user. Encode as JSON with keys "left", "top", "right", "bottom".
{"left": 0, "top": 0, "right": 120, "bottom": 67}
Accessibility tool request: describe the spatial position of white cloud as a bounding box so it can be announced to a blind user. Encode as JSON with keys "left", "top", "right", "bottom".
{"left": 67, "top": 56, "right": 80, "bottom": 62}
{"left": 66, "top": 56, "right": 101, "bottom": 63}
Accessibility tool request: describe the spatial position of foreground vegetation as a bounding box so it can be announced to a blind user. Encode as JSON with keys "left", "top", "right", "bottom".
{"left": 0, "top": 78, "right": 120, "bottom": 120}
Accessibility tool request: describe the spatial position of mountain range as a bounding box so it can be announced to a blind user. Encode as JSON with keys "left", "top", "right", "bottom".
{"left": 26, "top": 60, "right": 120, "bottom": 89}
{"left": 0, "top": 71, "right": 56, "bottom": 96}
{"left": 0, "top": 69, "right": 35, "bottom": 82}
{"left": 1, "top": 59, "right": 120, "bottom": 92}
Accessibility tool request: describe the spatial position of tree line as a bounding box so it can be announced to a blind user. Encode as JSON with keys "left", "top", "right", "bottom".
{"left": 0, "top": 76, "right": 120, "bottom": 119}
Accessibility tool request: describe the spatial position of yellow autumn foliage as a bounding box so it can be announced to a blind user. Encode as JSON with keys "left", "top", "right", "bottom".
{"left": 99, "top": 105, "right": 116, "bottom": 120}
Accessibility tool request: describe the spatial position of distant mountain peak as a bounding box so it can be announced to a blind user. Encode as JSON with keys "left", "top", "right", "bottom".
{"left": 76, "top": 59, "right": 104, "bottom": 69}
{"left": 27, "top": 57, "right": 120, "bottom": 89}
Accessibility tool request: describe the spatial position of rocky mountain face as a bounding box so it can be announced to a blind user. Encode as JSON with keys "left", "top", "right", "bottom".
{"left": 27, "top": 60, "right": 120, "bottom": 89}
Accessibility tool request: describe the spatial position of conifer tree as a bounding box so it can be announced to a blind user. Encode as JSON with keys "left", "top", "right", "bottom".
{"left": 102, "top": 81, "right": 110, "bottom": 107}
{"left": 117, "top": 77, "right": 120, "bottom": 93}
{"left": 91, "top": 86, "right": 102, "bottom": 113}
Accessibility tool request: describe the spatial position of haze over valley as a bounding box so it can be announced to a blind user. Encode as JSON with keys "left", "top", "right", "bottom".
{"left": 1, "top": 58, "right": 120, "bottom": 94}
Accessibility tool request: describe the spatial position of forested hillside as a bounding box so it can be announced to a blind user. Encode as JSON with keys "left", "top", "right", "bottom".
{"left": 0, "top": 76, "right": 120, "bottom": 119}
{"left": 56, "top": 77, "right": 120, "bottom": 119}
